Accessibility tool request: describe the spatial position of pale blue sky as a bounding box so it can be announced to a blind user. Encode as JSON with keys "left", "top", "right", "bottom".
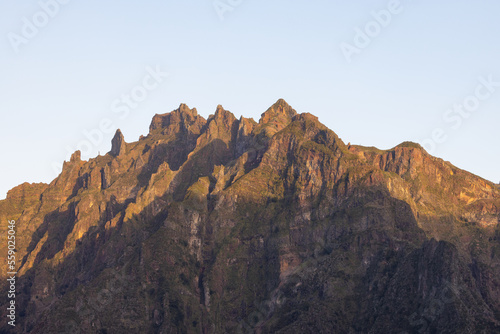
{"left": 1, "top": 1, "right": 499, "bottom": 199}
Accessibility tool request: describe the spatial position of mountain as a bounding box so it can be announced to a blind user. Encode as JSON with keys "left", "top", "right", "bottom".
{"left": 1, "top": 99, "right": 500, "bottom": 333}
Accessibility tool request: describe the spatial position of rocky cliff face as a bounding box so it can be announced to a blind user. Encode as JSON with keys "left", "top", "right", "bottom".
{"left": 1, "top": 99, "right": 500, "bottom": 333}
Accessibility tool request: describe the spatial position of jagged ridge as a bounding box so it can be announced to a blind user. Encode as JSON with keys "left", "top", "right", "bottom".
{"left": 1, "top": 99, "right": 500, "bottom": 333}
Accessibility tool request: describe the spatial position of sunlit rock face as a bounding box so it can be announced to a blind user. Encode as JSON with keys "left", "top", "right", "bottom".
{"left": 1, "top": 100, "right": 500, "bottom": 333}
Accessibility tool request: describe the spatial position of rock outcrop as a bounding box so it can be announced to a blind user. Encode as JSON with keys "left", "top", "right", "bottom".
{"left": 110, "top": 129, "right": 126, "bottom": 156}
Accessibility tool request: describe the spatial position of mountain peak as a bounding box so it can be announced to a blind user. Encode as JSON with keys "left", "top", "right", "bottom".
{"left": 110, "top": 129, "right": 126, "bottom": 156}
{"left": 213, "top": 104, "right": 236, "bottom": 121}
{"left": 149, "top": 104, "right": 206, "bottom": 135}
{"left": 253, "top": 99, "right": 298, "bottom": 140}
{"left": 393, "top": 141, "right": 425, "bottom": 151}
{"left": 275, "top": 98, "right": 292, "bottom": 108}
{"left": 179, "top": 103, "right": 198, "bottom": 116}
{"left": 70, "top": 150, "right": 81, "bottom": 162}
{"left": 259, "top": 98, "right": 297, "bottom": 124}
{"left": 197, "top": 105, "right": 238, "bottom": 148}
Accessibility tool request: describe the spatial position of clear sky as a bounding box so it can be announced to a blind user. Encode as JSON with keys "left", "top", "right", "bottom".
{"left": 1, "top": 0, "right": 499, "bottom": 199}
